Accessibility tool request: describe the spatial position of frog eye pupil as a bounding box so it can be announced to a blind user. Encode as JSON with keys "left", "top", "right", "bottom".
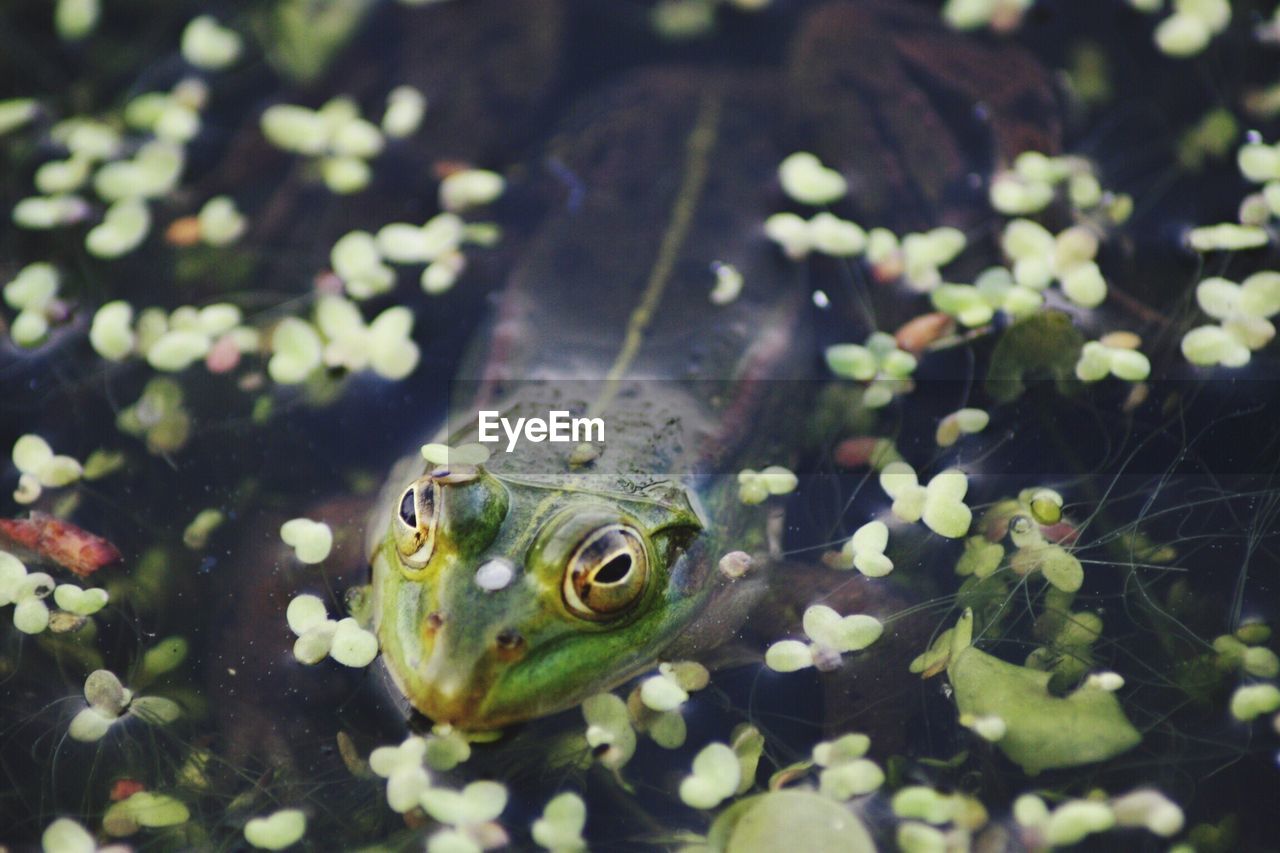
{"left": 562, "top": 524, "right": 649, "bottom": 620}
{"left": 398, "top": 489, "right": 417, "bottom": 527}
{"left": 594, "top": 554, "right": 632, "bottom": 585}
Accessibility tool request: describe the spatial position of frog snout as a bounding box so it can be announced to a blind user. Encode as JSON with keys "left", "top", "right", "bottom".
{"left": 412, "top": 618, "right": 527, "bottom": 726}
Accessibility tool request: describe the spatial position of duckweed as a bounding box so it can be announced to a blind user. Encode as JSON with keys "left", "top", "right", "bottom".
{"left": 776, "top": 152, "right": 846, "bottom": 206}
{"left": 243, "top": 809, "right": 307, "bottom": 850}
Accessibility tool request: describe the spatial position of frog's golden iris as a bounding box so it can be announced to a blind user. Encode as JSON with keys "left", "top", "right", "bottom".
{"left": 562, "top": 523, "right": 649, "bottom": 620}
{"left": 393, "top": 477, "right": 439, "bottom": 573}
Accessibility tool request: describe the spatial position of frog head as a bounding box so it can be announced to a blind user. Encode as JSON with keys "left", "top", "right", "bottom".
{"left": 371, "top": 463, "right": 707, "bottom": 730}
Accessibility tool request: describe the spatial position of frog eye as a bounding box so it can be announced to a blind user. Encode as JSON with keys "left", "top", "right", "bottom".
{"left": 394, "top": 477, "right": 439, "bottom": 570}
{"left": 562, "top": 524, "right": 650, "bottom": 620}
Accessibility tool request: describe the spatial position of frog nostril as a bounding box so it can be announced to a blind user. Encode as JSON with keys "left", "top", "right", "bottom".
{"left": 426, "top": 611, "right": 445, "bottom": 630}
{"left": 495, "top": 628, "right": 524, "bottom": 656}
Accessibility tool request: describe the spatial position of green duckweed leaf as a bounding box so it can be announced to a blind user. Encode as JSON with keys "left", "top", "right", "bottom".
{"left": 948, "top": 643, "right": 1140, "bottom": 774}
{"left": 986, "top": 311, "right": 1084, "bottom": 403}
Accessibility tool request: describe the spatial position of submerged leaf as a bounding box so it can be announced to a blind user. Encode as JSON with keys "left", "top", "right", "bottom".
{"left": 948, "top": 643, "right": 1140, "bottom": 774}
{"left": 986, "top": 311, "right": 1085, "bottom": 402}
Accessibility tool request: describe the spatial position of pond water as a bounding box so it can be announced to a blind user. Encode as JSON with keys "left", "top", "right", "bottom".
{"left": 2, "top": 0, "right": 1279, "bottom": 850}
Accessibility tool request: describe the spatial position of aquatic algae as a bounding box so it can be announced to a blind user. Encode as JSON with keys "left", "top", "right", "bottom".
{"left": 423, "top": 781, "right": 509, "bottom": 824}
{"left": 1180, "top": 273, "right": 1280, "bottom": 366}
{"left": 582, "top": 692, "right": 637, "bottom": 769}
{"left": 1229, "top": 683, "right": 1280, "bottom": 721}
{"left": 777, "top": 152, "right": 846, "bottom": 206}
{"left": 935, "top": 408, "right": 989, "bottom": 448}
{"left": 0, "top": 98, "right": 38, "bottom": 136}
{"left": 101, "top": 791, "right": 189, "bottom": 836}
{"left": 1187, "top": 223, "right": 1269, "bottom": 251}
{"left": 0, "top": 551, "right": 55, "bottom": 633}
{"left": 708, "top": 261, "right": 744, "bottom": 305}
{"left": 825, "top": 331, "right": 917, "bottom": 408}
{"left": 68, "top": 669, "right": 181, "bottom": 742}
{"left": 1043, "top": 799, "right": 1115, "bottom": 846}
{"left": 439, "top": 169, "right": 506, "bottom": 213}
{"left": 11, "top": 434, "right": 82, "bottom": 504}
{"left": 764, "top": 211, "right": 866, "bottom": 260}
{"left": 267, "top": 318, "right": 323, "bottom": 383}
{"left": 1111, "top": 788, "right": 1185, "bottom": 837}
{"left": 879, "top": 462, "right": 972, "bottom": 538}
{"left": 531, "top": 792, "right": 587, "bottom": 853}
{"left": 243, "top": 809, "right": 307, "bottom": 850}
{"left": 55, "top": 0, "right": 99, "bottom": 40}
{"left": 1152, "top": 0, "right": 1230, "bottom": 57}
{"left": 680, "top": 742, "right": 740, "bottom": 809}
{"left": 811, "top": 735, "right": 882, "bottom": 800}
{"left": 986, "top": 310, "right": 1084, "bottom": 402}
{"left": 370, "top": 735, "right": 433, "bottom": 812}
{"left": 41, "top": 818, "right": 97, "bottom": 853}
{"left": 830, "top": 519, "right": 893, "bottom": 577}
{"left": 4, "top": 262, "right": 63, "bottom": 348}
{"left": 639, "top": 671, "right": 689, "bottom": 712}
{"left": 182, "top": 16, "right": 243, "bottom": 70}
{"left": 86, "top": 199, "right": 152, "bottom": 258}
{"left": 709, "top": 790, "right": 874, "bottom": 853}
{"left": 735, "top": 465, "right": 797, "bottom": 504}
{"left": 287, "top": 593, "right": 378, "bottom": 666}
{"left": 764, "top": 605, "right": 883, "bottom": 672}
{"left": 421, "top": 442, "right": 490, "bottom": 466}
{"left": 945, "top": 611, "right": 1140, "bottom": 773}
{"left": 196, "top": 195, "right": 246, "bottom": 245}
{"left": 383, "top": 86, "right": 427, "bottom": 138}
{"left": 942, "top": 0, "right": 1032, "bottom": 31}
{"left": 1076, "top": 338, "right": 1151, "bottom": 382}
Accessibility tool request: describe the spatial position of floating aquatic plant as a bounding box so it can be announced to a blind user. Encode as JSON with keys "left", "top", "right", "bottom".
{"left": 68, "top": 669, "right": 182, "bottom": 742}
{"left": 382, "top": 85, "right": 427, "bottom": 138}
{"left": 825, "top": 331, "right": 917, "bottom": 408}
{"left": 679, "top": 742, "right": 740, "bottom": 809}
{"left": 942, "top": 610, "right": 1141, "bottom": 774}
{"left": 531, "top": 792, "right": 587, "bottom": 853}
{"left": 812, "top": 733, "right": 883, "bottom": 800}
{"left": 777, "top": 151, "right": 846, "bottom": 206}
{"left": 1181, "top": 272, "right": 1280, "bottom": 366}
{"left": 879, "top": 462, "right": 972, "bottom": 538}
{"left": 286, "top": 593, "right": 378, "bottom": 666}
{"left": 735, "top": 465, "right": 797, "bottom": 505}
{"left": 581, "top": 692, "right": 636, "bottom": 769}
{"left": 370, "top": 735, "right": 433, "bottom": 813}
{"left": 0, "top": 551, "right": 57, "bottom": 634}
{"left": 421, "top": 442, "right": 491, "bottom": 466}
{"left": 101, "top": 791, "right": 190, "bottom": 836}
{"left": 181, "top": 15, "right": 243, "bottom": 70}
{"left": 11, "top": 433, "right": 82, "bottom": 505}
{"left": 935, "top": 408, "right": 989, "bottom": 447}
{"left": 420, "top": 781, "right": 508, "bottom": 853}
{"left": 764, "top": 604, "right": 883, "bottom": 672}
{"left": 243, "top": 809, "right": 307, "bottom": 850}
{"left": 827, "top": 520, "right": 893, "bottom": 577}
{"left": 4, "top": 263, "right": 65, "bottom": 348}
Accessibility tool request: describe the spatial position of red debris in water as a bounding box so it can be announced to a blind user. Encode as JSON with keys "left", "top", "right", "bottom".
{"left": 834, "top": 437, "right": 882, "bottom": 469}
{"left": 0, "top": 512, "right": 122, "bottom": 577}
{"left": 432, "top": 159, "right": 473, "bottom": 180}
{"left": 895, "top": 312, "right": 955, "bottom": 354}
{"left": 205, "top": 333, "right": 242, "bottom": 373}
{"left": 110, "top": 779, "right": 146, "bottom": 801}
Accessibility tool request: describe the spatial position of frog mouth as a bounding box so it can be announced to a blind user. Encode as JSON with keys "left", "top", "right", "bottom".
{"left": 397, "top": 630, "right": 504, "bottom": 728}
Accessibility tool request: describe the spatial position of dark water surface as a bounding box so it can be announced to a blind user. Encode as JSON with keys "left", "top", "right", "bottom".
{"left": 2, "top": 0, "right": 1280, "bottom": 850}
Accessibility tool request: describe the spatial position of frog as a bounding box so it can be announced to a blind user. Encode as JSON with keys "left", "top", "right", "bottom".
{"left": 354, "top": 1, "right": 1060, "bottom": 734}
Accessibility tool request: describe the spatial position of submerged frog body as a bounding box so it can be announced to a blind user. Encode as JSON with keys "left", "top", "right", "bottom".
{"left": 367, "top": 4, "right": 1056, "bottom": 730}
{"left": 370, "top": 71, "right": 811, "bottom": 728}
